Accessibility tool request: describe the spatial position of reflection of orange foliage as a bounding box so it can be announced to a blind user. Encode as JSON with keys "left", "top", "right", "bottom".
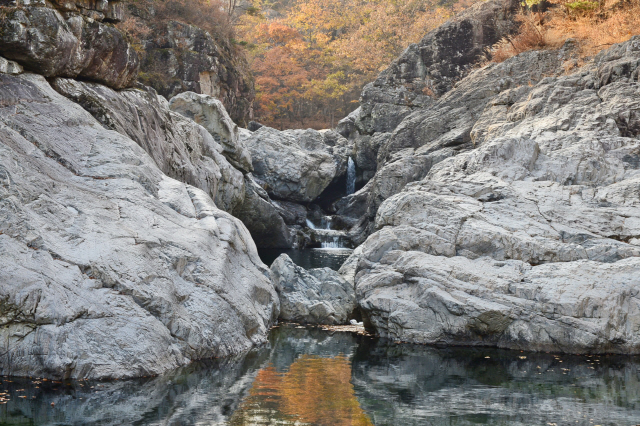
{"left": 231, "top": 355, "right": 373, "bottom": 425}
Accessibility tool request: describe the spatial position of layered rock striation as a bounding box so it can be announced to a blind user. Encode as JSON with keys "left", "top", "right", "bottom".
{"left": 337, "top": 0, "right": 522, "bottom": 240}
{"left": 0, "top": 2, "right": 282, "bottom": 376}
{"left": 342, "top": 36, "right": 640, "bottom": 354}
{"left": 0, "top": 0, "right": 138, "bottom": 89}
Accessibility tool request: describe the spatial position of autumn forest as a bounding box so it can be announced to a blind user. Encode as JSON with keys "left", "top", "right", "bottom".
{"left": 236, "top": 0, "right": 470, "bottom": 129}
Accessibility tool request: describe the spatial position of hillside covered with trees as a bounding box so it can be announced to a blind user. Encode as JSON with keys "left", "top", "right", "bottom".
{"left": 237, "top": 0, "right": 468, "bottom": 129}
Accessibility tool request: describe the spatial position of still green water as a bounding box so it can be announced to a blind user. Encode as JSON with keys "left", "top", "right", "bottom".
{"left": 1, "top": 324, "right": 640, "bottom": 425}
{"left": 258, "top": 247, "right": 352, "bottom": 271}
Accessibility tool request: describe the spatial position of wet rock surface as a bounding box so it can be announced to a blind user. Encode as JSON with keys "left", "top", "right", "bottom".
{"left": 270, "top": 254, "right": 356, "bottom": 324}
{"left": 0, "top": 72, "right": 278, "bottom": 379}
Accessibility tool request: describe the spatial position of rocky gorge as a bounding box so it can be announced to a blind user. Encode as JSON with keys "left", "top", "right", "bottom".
{"left": 0, "top": 0, "right": 639, "bottom": 387}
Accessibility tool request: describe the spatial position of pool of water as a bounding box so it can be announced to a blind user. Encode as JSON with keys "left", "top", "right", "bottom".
{"left": 258, "top": 248, "right": 352, "bottom": 270}
{"left": 2, "top": 324, "right": 640, "bottom": 425}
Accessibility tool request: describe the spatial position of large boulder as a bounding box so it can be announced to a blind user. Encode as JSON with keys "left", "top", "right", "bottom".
{"left": 270, "top": 254, "right": 356, "bottom": 324}
{"left": 52, "top": 81, "right": 295, "bottom": 247}
{"left": 51, "top": 79, "right": 245, "bottom": 213}
{"left": 243, "top": 126, "right": 350, "bottom": 203}
{"left": 338, "top": 46, "right": 573, "bottom": 241}
{"left": 169, "top": 91, "right": 253, "bottom": 173}
{"left": 343, "top": 36, "right": 640, "bottom": 354}
{"left": 0, "top": 2, "right": 138, "bottom": 89}
{"left": 0, "top": 72, "right": 278, "bottom": 379}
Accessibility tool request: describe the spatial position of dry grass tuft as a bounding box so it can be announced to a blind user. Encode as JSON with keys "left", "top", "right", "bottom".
{"left": 489, "top": 11, "right": 549, "bottom": 62}
{"left": 488, "top": 0, "right": 640, "bottom": 62}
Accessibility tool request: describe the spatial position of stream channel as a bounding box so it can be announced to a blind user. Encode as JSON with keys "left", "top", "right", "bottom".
{"left": 4, "top": 164, "right": 640, "bottom": 426}
{"left": 2, "top": 323, "right": 640, "bottom": 425}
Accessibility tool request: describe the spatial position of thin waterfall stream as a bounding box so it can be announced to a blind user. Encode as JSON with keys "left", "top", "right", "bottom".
{"left": 346, "top": 157, "right": 356, "bottom": 195}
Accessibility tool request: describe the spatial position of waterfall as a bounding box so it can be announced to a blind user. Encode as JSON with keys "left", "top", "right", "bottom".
{"left": 321, "top": 235, "right": 342, "bottom": 249}
{"left": 346, "top": 157, "right": 356, "bottom": 195}
{"left": 306, "top": 213, "right": 351, "bottom": 250}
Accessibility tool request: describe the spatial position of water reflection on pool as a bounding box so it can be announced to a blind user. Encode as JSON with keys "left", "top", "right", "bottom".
{"left": 2, "top": 324, "right": 640, "bottom": 425}
{"left": 258, "top": 248, "right": 352, "bottom": 271}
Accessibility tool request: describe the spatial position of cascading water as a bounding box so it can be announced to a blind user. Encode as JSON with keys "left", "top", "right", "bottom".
{"left": 346, "top": 157, "right": 356, "bottom": 195}
{"left": 306, "top": 217, "right": 351, "bottom": 249}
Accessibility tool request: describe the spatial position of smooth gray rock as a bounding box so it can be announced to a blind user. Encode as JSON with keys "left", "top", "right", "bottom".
{"left": 51, "top": 78, "right": 245, "bottom": 213}
{"left": 270, "top": 254, "right": 355, "bottom": 324}
{"left": 243, "top": 126, "right": 349, "bottom": 203}
{"left": 51, "top": 80, "right": 295, "bottom": 247}
{"left": 340, "top": 48, "right": 572, "bottom": 240}
{"left": 0, "top": 3, "right": 138, "bottom": 89}
{"left": 343, "top": 36, "right": 640, "bottom": 354}
{"left": 0, "top": 72, "right": 278, "bottom": 379}
{"left": 169, "top": 92, "right": 254, "bottom": 173}
{"left": 356, "top": 253, "right": 640, "bottom": 354}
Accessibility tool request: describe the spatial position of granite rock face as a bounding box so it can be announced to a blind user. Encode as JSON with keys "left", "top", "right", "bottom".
{"left": 169, "top": 91, "right": 253, "bottom": 173}
{"left": 125, "top": 0, "right": 255, "bottom": 124}
{"left": 51, "top": 80, "right": 293, "bottom": 247}
{"left": 338, "top": 44, "right": 575, "bottom": 242}
{"left": 351, "top": 0, "right": 519, "bottom": 140}
{"left": 243, "top": 126, "right": 350, "bottom": 203}
{"left": 0, "top": 1, "right": 138, "bottom": 89}
{"left": 0, "top": 72, "right": 279, "bottom": 379}
{"left": 51, "top": 79, "right": 245, "bottom": 213}
{"left": 270, "top": 254, "right": 356, "bottom": 324}
{"left": 336, "top": 0, "right": 522, "bottom": 240}
{"left": 342, "top": 36, "right": 640, "bottom": 354}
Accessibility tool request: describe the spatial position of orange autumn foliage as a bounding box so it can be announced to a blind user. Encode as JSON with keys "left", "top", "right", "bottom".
{"left": 238, "top": 0, "right": 458, "bottom": 129}
{"left": 488, "top": 0, "right": 640, "bottom": 63}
